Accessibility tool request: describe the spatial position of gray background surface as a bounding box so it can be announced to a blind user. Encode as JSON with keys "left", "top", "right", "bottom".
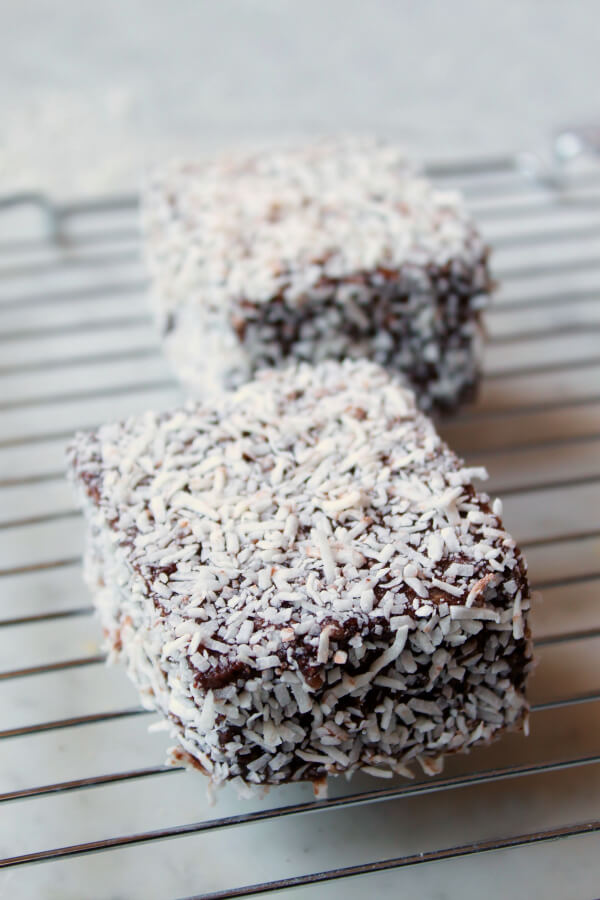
{"left": 1, "top": 0, "right": 598, "bottom": 194}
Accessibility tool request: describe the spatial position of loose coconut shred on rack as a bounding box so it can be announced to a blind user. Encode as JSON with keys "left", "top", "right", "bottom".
{"left": 68, "top": 360, "right": 533, "bottom": 797}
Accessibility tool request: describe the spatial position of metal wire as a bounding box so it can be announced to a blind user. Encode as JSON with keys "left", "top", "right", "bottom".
{"left": 2, "top": 724, "right": 600, "bottom": 870}
{"left": 0, "top": 563, "right": 597, "bottom": 638}
{"left": 1, "top": 148, "right": 600, "bottom": 897}
{"left": 2, "top": 464, "right": 597, "bottom": 534}
{"left": 181, "top": 819, "right": 600, "bottom": 900}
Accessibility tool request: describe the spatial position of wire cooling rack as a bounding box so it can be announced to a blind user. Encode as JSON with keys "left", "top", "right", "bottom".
{"left": 0, "top": 141, "right": 600, "bottom": 899}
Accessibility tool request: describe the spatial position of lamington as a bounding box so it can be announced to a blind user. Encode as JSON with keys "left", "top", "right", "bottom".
{"left": 67, "top": 360, "right": 532, "bottom": 793}
{"left": 142, "top": 137, "right": 492, "bottom": 412}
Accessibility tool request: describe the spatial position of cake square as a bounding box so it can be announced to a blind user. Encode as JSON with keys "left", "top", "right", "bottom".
{"left": 68, "top": 360, "right": 532, "bottom": 793}
{"left": 142, "top": 138, "right": 491, "bottom": 411}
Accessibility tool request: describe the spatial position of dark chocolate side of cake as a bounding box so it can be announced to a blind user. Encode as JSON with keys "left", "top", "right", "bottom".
{"left": 226, "top": 253, "right": 491, "bottom": 413}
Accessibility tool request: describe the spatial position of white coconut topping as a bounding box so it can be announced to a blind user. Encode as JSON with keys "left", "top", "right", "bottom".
{"left": 144, "top": 138, "right": 481, "bottom": 307}
{"left": 68, "top": 359, "right": 532, "bottom": 792}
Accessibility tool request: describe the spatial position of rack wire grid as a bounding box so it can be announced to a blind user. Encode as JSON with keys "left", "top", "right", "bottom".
{"left": 1, "top": 144, "right": 600, "bottom": 900}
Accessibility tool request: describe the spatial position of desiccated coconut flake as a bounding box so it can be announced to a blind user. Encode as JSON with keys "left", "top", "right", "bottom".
{"left": 313, "top": 528, "right": 337, "bottom": 585}
{"left": 317, "top": 625, "right": 337, "bottom": 664}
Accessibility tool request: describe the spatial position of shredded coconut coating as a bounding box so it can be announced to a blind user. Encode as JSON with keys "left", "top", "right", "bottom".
{"left": 142, "top": 137, "right": 491, "bottom": 410}
{"left": 67, "top": 360, "right": 532, "bottom": 792}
